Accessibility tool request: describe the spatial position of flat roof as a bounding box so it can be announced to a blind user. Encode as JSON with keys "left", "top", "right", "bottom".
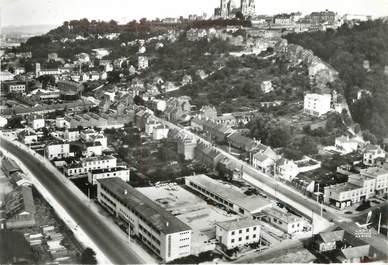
{"left": 186, "top": 174, "right": 271, "bottom": 213}
{"left": 136, "top": 186, "right": 207, "bottom": 215}
{"left": 326, "top": 182, "right": 361, "bottom": 193}
{"left": 264, "top": 207, "right": 302, "bottom": 224}
{"left": 82, "top": 155, "right": 116, "bottom": 162}
{"left": 98, "top": 178, "right": 191, "bottom": 234}
{"left": 216, "top": 216, "right": 261, "bottom": 231}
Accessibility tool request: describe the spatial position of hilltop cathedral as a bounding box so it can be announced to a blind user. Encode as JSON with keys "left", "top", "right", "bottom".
{"left": 215, "top": 0, "right": 256, "bottom": 18}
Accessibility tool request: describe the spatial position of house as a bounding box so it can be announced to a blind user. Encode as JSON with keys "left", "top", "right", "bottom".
{"left": 194, "top": 143, "right": 224, "bottom": 169}
{"left": 84, "top": 142, "right": 103, "bottom": 157}
{"left": 304, "top": 93, "right": 331, "bottom": 117}
{"left": 18, "top": 130, "right": 38, "bottom": 145}
{"left": 57, "top": 80, "right": 84, "bottom": 100}
{"left": 182, "top": 74, "right": 192, "bottom": 86}
{"left": 177, "top": 136, "right": 197, "bottom": 160}
{"left": 138, "top": 56, "right": 149, "bottom": 69}
{"left": 0, "top": 231, "right": 34, "bottom": 264}
{"left": 274, "top": 158, "right": 299, "bottom": 182}
{"left": 4, "top": 186, "right": 36, "bottom": 229}
{"left": 227, "top": 132, "right": 259, "bottom": 152}
{"left": 6, "top": 82, "right": 26, "bottom": 94}
{"left": 198, "top": 105, "right": 218, "bottom": 120}
{"left": 28, "top": 115, "right": 45, "bottom": 130}
{"left": 363, "top": 144, "right": 385, "bottom": 166}
{"left": 1, "top": 157, "right": 22, "bottom": 177}
{"left": 165, "top": 96, "right": 191, "bottom": 122}
{"left": 152, "top": 125, "right": 169, "bottom": 140}
{"left": 337, "top": 245, "right": 371, "bottom": 263}
{"left": 260, "top": 80, "right": 273, "bottom": 94}
{"left": 64, "top": 128, "right": 80, "bottom": 142}
{"left": 335, "top": 136, "right": 364, "bottom": 154}
{"left": 97, "top": 178, "right": 192, "bottom": 262}
{"left": 88, "top": 167, "right": 129, "bottom": 185}
{"left": 202, "top": 120, "right": 234, "bottom": 143}
{"left": 314, "top": 229, "right": 345, "bottom": 252}
{"left": 216, "top": 217, "right": 261, "bottom": 250}
{"left": 252, "top": 144, "right": 278, "bottom": 174}
{"left": 45, "top": 142, "right": 71, "bottom": 160}
{"left": 263, "top": 207, "right": 305, "bottom": 234}
{"left": 65, "top": 155, "right": 117, "bottom": 177}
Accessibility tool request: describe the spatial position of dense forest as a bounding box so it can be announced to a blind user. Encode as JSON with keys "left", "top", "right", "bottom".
{"left": 285, "top": 20, "right": 388, "bottom": 138}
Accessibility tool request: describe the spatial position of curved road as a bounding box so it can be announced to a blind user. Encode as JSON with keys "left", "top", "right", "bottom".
{"left": 1, "top": 137, "right": 144, "bottom": 264}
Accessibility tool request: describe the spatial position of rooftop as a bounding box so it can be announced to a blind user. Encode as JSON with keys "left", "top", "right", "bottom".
{"left": 90, "top": 167, "right": 127, "bottom": 174}
{"left": 264, "top": 207, "right": 302, "bottom": 223}
{"left": 186, "top": 174, "right": 271, "bottom": 213}
{"left": 216, "top": 216, "right": 261, "bottom": 231}
{"left": 98, "top": 178, "right": 191, "bottom": 234}
{"left": 325, "top": 182, "right": 361, "bottom": 193}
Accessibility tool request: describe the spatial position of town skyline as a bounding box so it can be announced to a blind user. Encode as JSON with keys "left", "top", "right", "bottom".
{"left": 2, "top": 0, "right": 388, "bottom": 27}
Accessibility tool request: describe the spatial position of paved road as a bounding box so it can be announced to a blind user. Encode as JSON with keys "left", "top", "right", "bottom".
{"left": 0, "top": 137, "right": 144, "bottom": 265}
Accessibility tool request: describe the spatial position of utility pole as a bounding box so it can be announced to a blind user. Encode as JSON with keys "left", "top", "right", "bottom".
{"left": 377, "top": 212, "right": 382, "bottom": 234}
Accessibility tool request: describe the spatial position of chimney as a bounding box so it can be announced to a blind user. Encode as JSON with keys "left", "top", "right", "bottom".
{"left": 124, "top": 189, "right": 128, "bottom": 195}
{"left": 166, "top": 221, "right": 169, "bottom": 227}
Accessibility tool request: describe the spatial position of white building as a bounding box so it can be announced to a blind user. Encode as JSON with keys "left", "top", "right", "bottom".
{"left": 335, "top": 136, "right": 364, "bottom": 154}
{"left": 264, "top": 208, "right": 305, "bottom": 234}
{"left": 363, "top": 144, "right": 385, "bottom": 166}
{"left": 303, "top": 93, "right": 331, "bottom": 117}
{"left": 0, "top": 71, "right": 15, "bottom": 81}
{"left": 88, "top": 167, "right": 129, "bottom": 185}
{"left": 64, "top": 128, "right": 80, "bottom": 142}
{"left": 29, "top": 116, "right": 45, "bottom": 130}
{"left": 152, "top": 125, "right": 169, "bottom": 140}
{"left": 65, "top": 155, "right": 117, "bottom": 177}
{"left": 97, "top": 178, "right": 192, "bottom": 262}
{"left": 274, "top": 158, "right": 299, "bottom": 182}
{"left": 45, "top": 142, "right": 71, "bottom": 160}
{"left": 7, "top": 83, "right": 26, "bottom": 94}
{"left": 56, "top": 117, "right": 70, "bottom": 129}
{"left": 216, "top": 217, "right": 261, "bottom": 250}
{"left": 260, "top": 80, "right": 273, "bottom": 94}
{"left": 138, "top": 56, "right": 149, "bottom": 70}
{"left": 84, "top": 142, "right": 103, "bottom": 157}
{"left": 324, "top": 167, "right": 388, "bottom": 209}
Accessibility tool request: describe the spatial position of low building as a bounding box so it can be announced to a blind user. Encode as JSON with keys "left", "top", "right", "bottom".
{"left": 335, "top": 136, "right": 364, "bottom": 154}
{"left": 185, "top": 174, "right": 272, "bottom": 216}
{"left": 56, "top": 80, "right": 84, "bottom": 100}
{"left": 252, "top": 145, "right": 278, "bottom": 174}
{"left": 88, "top": 167, "right": 129, "bottom": 185}
{"left": 64, "top": 128, "right": 80, "bottom": 142}
{"left": 227, "top": 132, "right": 259, "bottom": 152}
{"left": 260, "top": 80, "right": 273, "bottom": 94}
{"left": 363, "top": 144, "right": 385, "bottom": 166}
{"left": 28, "top": 115, "right": 45, "bottom": 130}
{"left": 216, "top": 217, "right": 262, "bottom": 250}
{"left": 274, "top": 158, "right": 299, "bottom": 182}
{"left": 6, "top": 82, "right": 26, "bottom": 94}
{"left": 56, "top": 117, "right": 71, "bottom": 129}
{"left": 153, "top": 125, "right": 169, "bottom": 140}
{"left": 303, "top": 93, "right": 331, "bottom": 117}
{"left": 45, "top": 142, "right": 71, "bottom": 160}
{"left": 18, "top": 130, "right": 38, "bottom": 145}
{"left": 263, "top": 208, "right": 305, "bottom": 234}
{"left": 65, "top": 155, "right": 117, "bottom": 177}
{"left": 4, "top": 186, "right": 36, "bottom": 229}
{"left": 1, "top": 157, "right": 21, "bottom": 177}
{"left": 138, "top": 56, "right": 149, "bottom": 70}
{"left": 314, "top": 229, "right": 345, "bottom": 252}
{"left": 84, "top": 142, "right": 103, "bottom": 157}
{"left": 97, "top": 178, "right": 192, "bottom": 262}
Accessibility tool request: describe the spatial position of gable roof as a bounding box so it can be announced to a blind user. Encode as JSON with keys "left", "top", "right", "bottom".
{"left": 340, "top": 245, "right": 370, "bottom": 260}
{"left": 318, "top": 229, "right": 345, "bottom": 243}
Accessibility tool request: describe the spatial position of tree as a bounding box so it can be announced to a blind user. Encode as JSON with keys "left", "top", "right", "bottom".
{"left": 267, "top": 125, "right": 292, "bottom": 148}
{"left": 235, "top": 11, "right": 245, "bottom": 21}
{"left": 298, "top": 136, "right": 318, "bottom": 155}
{"left": 363, "top": 130, "right": 377, "bottom": 144}
{"left": 80, "top": 248, "right": 97, "bottom": 265}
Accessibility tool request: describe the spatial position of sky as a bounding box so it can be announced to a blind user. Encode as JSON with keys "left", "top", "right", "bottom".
{"left": 1, "top": 0, "right": 388, "bottom": 27}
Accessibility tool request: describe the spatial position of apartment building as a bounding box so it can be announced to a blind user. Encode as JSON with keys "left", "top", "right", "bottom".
{"left": 97, "top": 178, "right": 192, "bottom": 262}
{"left": 324, "top": 167, "right": 388, "bottom": 209}
{"left": 88, "top": 167, "right": 129, "bottom": 185}
{"left": 263, "top": 208, "right": 305, "bottom": 234}
{"left": 65, "top": 155, "right": 117, "bottom": 177}
{"left": 185, "top": 174, "right": 271, "bottom": 216}
{"left": 215, "top": 217, "right": 261, "bottom": 250}
{"left": 45, "top": 142, "right": 71, "bottom": 160}
{"left": 303, "top": 93, "right": 331, "bottom": 117}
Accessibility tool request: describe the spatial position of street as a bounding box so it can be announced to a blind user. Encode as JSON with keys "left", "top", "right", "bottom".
{"left": 0, "top": 137, "right": 144, "bottom": 265}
